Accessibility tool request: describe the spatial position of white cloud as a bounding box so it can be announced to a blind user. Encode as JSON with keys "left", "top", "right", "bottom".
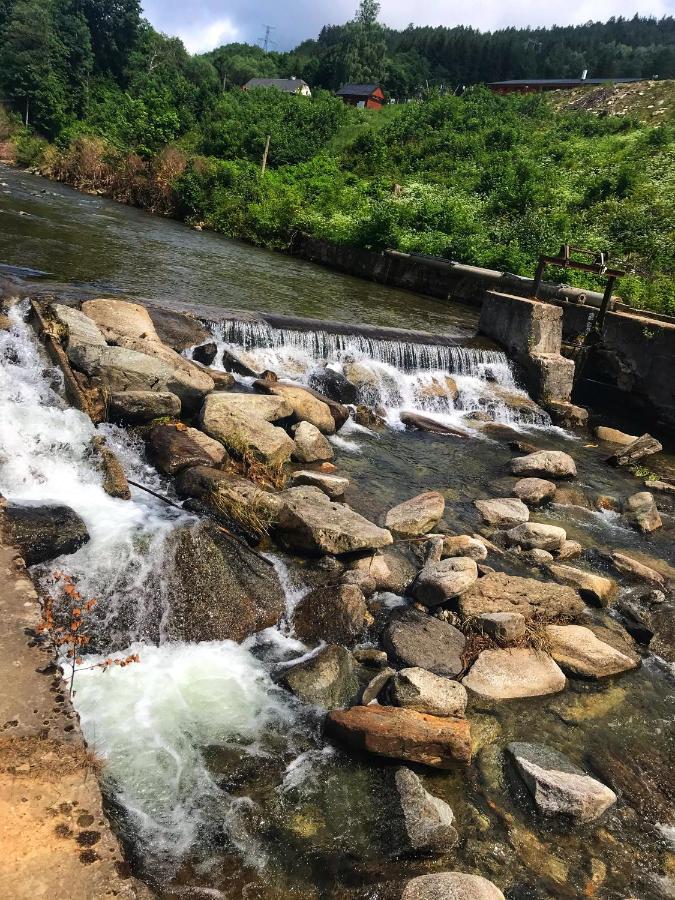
{"left": 171, "top": 17, "right": 240, "bottom": 54}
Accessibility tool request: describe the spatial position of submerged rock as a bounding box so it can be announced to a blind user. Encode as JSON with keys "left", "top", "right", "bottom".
{"left": 506, "top": 741, "right": 617, "bottom": 822}
{"left": 545, "top": 625, "right": 639, "bottom": 678}
{"left": 278, "top": 645, "right": 361, "bottom": 708}
{"left": 389, "top": 667, "right": 468, "bottom": 718}
{"left": 383, "top": 607, "right": 467, "bottom": 677}
{"left": 509, "top": 450, "right": 577, "bottom": 479}
{"left": 385, "top": 491, "right": 446, "bottom": 537}
{"left": 401, "top": 872, "right": 505, "bottom": 900}
{"left": 393, "top": 767, "right": 458, "bottom": 854}
{"left": 474, "top": 497, "right": 529, "bottom": 527}
{"left": 610, "top": 551, "right": 666, "bottom": 588}
{"left": 292, "top": 582, "right": 370, "bottom": 646}
{"left": 463, "top": 649, "right": 566, "bottom": 700}
{"left": 513, "top": 477, "right": 557, "bottom": 506}
{"left": 5, "top": 503, "right": 89, "bottom": 566}
{"left": 276, "top": 486, "right": 393, "bottom": 555}
{"left": 459, "top": 571, "right": 584, "bottom": 621}
{"left": 400, "top": 411, "right": 467, "bottom": 436}
{"left": 547, "top": 564, "right": 618, "bottom": 607}
{"left": 325, "top": 705, "right": 472, "bottom": 768}
{"left": 413, "top": 557, "right": 478, "bottom": 607}
{"left": 606, "top": 433, "right": 662, "bottom": 467}
{"left": 623, "top": 491, "right": 662, "bottom": 533}
{"left": 108, "top": 390, "right": 181, "bottom": 424}
{"left": 291, "top": 421, "right": 334, "bottom": 463}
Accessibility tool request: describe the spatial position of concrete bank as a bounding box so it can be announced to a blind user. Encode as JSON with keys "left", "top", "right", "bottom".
{"left": 0, "top": 502, "right": 151, "bottom": 900}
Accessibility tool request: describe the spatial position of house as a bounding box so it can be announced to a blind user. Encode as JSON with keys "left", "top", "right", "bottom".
{"left": 488, "top": 76, "right": 643, "bottom": 95}
{"left": 243, "top": 77, "right": 311, "bottom": 97}
{"left": 336, "top": 83, "right": 385, "bottom": 109}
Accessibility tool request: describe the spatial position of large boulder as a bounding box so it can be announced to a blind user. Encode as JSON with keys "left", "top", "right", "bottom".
{"left": 276, "top": 486, "right": 393, "bottom": 555}
{"left": 544, "top": 625, "right": 639, "bottom": 679}
{"left": 401, "top": 873, "right": 505, "bottom": 900}
{"left": 182, "top": 427, "right": 227, "bottom": 466}
{"left": 609, "top": 552, "right": 666, "bottom": 588}
{"left": 463, "top": 649, "right": 566, "bottom": 700}
{"left": 505, "top": 522, "right": 566, "bottom": 551}
{"left": 474, "top": 498, "right": 529, "bottom": 527}
{"left": 383, "top": 607, "right": 466, "bottom": 677}
{"left": 623, "top": 492, "right": 662, "bottom": 533}
{"left": 201, "top": 391, "right": 293, "bottom": 422}
{"left": 513, "top": 478, "right": 557, "bottom": 506}
{"left": 389, "top": 667, "right": 468, "bottom": 718}
{"left": 278, "top": 645, "right": 361, "bottom": 709}
{"left": 309, "top": 367, "right": 357, "bottom": 405}
{"left": 191, "top": 342, "right": 217, "bottom": 365}
{"left": 52, "top": 303, "right": 106, "bottom": 353}
{"left": 506, "top": 742, "right": 617, "bottom": 822}
{"left": 146, "top": 424, "right": 217, "bottom": 476}
{"left": 166, "top": 522, "right": 284, "bottom": 642}
{"left": 325, "top": 705, "right": 472, "bottom": 768}
{"left": 82, "top": 298, "right": 161, "bottom": 343}
{"left": 108, "top": 390, "right": 181, "bottom": 424}
{"left": 292, "top": 583, "right": 370, "bottom": 645}
{"left": 606, "top": 433, "right": 662, "bottom": 467}
{"left": 458, "top": 572, "right": 584, "bottom": 621}
{"left": 291, "top": 421, "right": 334, "bottom": 463}
{"left": 290, "top": 470, "right": 349, "bottom": 499}
{"left": 146, "top": 306, "right": 214, "bottom": 353}
{"left": 393, "top": 767, "right": 458, "bottom": 854}
{"left": 413, "top": 557, "right": 478, "bottom": 607}
{"left": 510, "top": 451, "right": 577, "bottom": 479}
{"left": 4, "top": 504, "right": 89, "bottom": 566}
{"left": 547, "top": 564, "right": 618, "bottom": 607}
{"left": 441, "top": 535, "right": 487, "bottom": 561}
{"left": 200, "top": 393, "right": 295, "bottom": 467}
{"left": 385, "top": 492, "right": 446, "bottom": 537}
{"left": 255, "top": 380, "right": 335, "bottom": 434}
{"left": 349, "top": 548, "right": 419, "bottom": 595}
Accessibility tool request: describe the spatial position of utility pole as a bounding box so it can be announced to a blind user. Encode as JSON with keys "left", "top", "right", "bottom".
{"left": 259, "top": 24, "right": 276, "bottom": 52}
{"left": 261, "top": 135, "right": 271, "bottom": 175}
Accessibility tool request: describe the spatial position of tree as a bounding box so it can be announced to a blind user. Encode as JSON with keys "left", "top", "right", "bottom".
{"left": 54, "top": 0, "right": 94, "bottom": 117}
{"left": 80, "top": 0, "right": 141, "bottom": 80}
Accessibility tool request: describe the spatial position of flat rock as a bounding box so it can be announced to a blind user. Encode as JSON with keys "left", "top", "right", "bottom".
{"left": 463, "top": 649, "right": 566, "bottom": 700}
{"left": 545, "top": 625, "right": 640, "bottom": 678}
{"left": 278, "top": 645, "right": 360, "bottom": 708}
{"left": 394, "top": 767, "right": 458, "bottom": 854}
{"left": 276, "top": 486, "right": 393, "bottom": 555}
{"left": 292, "top": 583, "right": 370, "bottom": 645}
{"left": 510, "top": 450, "right": 577, "bottom": 479}
{"left": 442, "top": 535, "right": 487, "bottom": 561}
{"left": 255, "top": 380, "right": 335, "bottom": 434}
{"left": 595, "top": 425, "right": 638, "bottom": 445}
{"left": 400, "top": 411, "right": 467, "bottom": 437}
{"left": 547, "top": 564, "right": 617, "bottom": 607}
{"left": 459, "top": 572, "right": 584, "bottom": 621}
{"left": 52, "top": 303, "right": 106, "bottom": 350}
{"left": 290, "top": 470, "right": 349, "bottom": 498}
{"left": 383, "top": 607, "right": 467, "bottom": 677}
{"left": 389, "top": 667, "right": 468, "bottom": 718}
{"left": 200, "top": 394, "right": 295, "bottom": 467}
{"left": 146, "top": 424, "right": 216, "bottom": 476}
{"left": 623, "top": 492, "right": 662, "bottom": 532}
{"left": 81, "top": 298, "right": 160, "bottom": 343}
{"left": 108, "top": 390, "right": 181, "bottom": 424}
{"left": 474, "top": 497, "right": 529, "bottom": 527}
{"left": 506, "top": 742, "right": 617, "bottom": 822}
{"left": 201, "top": 391, "right": 292, "bottom": 422}
{"left": 5, "top": 504, "right": 89, "bottom": 566}
{"left": 183, "top": 427, "right": 227, "bottom": 465}
{"left": 291, "top": 420, "right": 334, "bottom": 463}
{"left": 513, "top": 478, "right": 557, "bottom": 506}
{"left": 478, "top": 611, "right": 526, "bottom": 643}
{"left": 401, "top": 872, "right": 505, "bottom": 900}
{"left": 607, "top": 433, "right": 662, "bottom": 467}
{"left": 385, "top": 492, "right": 446, "bottom": 537}
{"left": 146, "top": 305, "right": 213, "bottom": 352}
{"left": 325, "top": 705, "right": 472, "bottom": 768}
{"left": 610, "top": 552, "right": 666, "bottom": 588}
{"left": 413, "top": 557, "right": 478, "bottom": 607}
{"left": 506, "top": 522, "right": 566, "bottom": 551}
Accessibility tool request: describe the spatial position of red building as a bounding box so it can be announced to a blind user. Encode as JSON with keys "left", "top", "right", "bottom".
{"left": 336, "top": 83, "right": 385, "bottom": 109}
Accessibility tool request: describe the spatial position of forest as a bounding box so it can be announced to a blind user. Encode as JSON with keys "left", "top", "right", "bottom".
{"left": 0, "top": 0, "right": 673, "bottom": 312}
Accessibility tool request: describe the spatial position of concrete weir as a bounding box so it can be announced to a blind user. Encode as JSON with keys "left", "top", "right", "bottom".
{"left": 0, "top": 502, "right": 150, "bottom": 900}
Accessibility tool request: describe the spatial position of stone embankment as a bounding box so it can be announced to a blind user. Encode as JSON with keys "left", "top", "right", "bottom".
{"left": 4, "top": 294, "right": 674, "bottom": 899}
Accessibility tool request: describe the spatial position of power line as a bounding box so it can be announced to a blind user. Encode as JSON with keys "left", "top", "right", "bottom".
{"left": 258, "top": 24, "right": 276, "bottom": 52}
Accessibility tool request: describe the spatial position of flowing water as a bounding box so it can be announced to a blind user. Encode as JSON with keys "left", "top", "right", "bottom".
{"left": 1, "top": 167, "right": 675, "bottom": 899}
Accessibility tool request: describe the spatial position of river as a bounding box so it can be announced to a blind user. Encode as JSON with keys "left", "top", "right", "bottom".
{"left": 1, "top": 165, "right": 674, "bottom": 900}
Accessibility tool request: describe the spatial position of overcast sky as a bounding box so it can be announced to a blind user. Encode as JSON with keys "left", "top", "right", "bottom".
{"left": 142, "top": 0, "right": 674, "bottom": 54}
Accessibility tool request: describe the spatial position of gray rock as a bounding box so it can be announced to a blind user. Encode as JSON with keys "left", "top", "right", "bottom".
{"left": 506, "top": 741, "right": 617, "bottom": 822}
{"left": 354, "top": 647, "right": 389, "bottom": 668}
{"left": 291, "top": 421, "right": 334, "bottom": 463}
{"left": 341, "top": 569, "right": 377, "bottom": 597}
{"left": 441, "top": 535, "right": 488, "bottom": 561}
{"left": 510, "top": 450, "right": 577, "bottom": 479}
{"left": 610, "top": 552, "right": 666, "bottom": 588}
{"left": 202, "top": 391, "right": 292, "bottom": 422}
{"left": 390, "top": 667, "right": 468, "bottom": 717}
{"left": 393, "top": 767, "right": 458, "bottom": 855}
{"left": 623, "top": 492, "right": 662, "bottom": 533}
{"left": 52, "top": 303, "right": 106, "bottom": 350}
{"left": 385, "top": 492, "right": 446, "bottom": 537}
{"left": 309, "top": 367, "right": 357, "bottom": 404}
{"left": 108, "top": 390, "right": 181, "bottom": 424}
{"left": 478, "top": 612, "right": 526, "bottom": 643}
{"left": 413, "top": 557, "right": 478, "bottom": 607}
{"left": 547, "top": 564, "right": 618, "bottom": 607}
{"left": 463, "top": 649, "right": 566, "bottom": 700}
{"left": 349, "top": 548, "right": 419, "bottom": 595}
{"left": 146, "top": 305, "right": 214, "bottom": 353}
{"left": 383, "top": 607, "right": 467, "bottom": 678}
{"left": 255, "top": 380, "right": 336, "bottom": 434}
{"left": 474, "top": 497, "right": 529, "bottom": 527}
{"left": 182, "top": 427, "right": 227, "bottom": 466}
{"left": 401, "top": 872, "right": 505, "bottom": 900}
{"left": 521, "top": 548, "right": 554, "bottom": 566}
{"left": 292, "top": 582, "right": 370, "bottom": 645}
{"left": 513, "top": 477, "right": 557, "bottom": 506}
{"left": 290, "top": 470, "right": 349, "bottom": 498}
{"left": 276, "top": 486, "right": 393, "bottom": 556}
{"left": 459, "top": 571, "right": 584, "bottom": 621}
{"left": 545, "top": 625, "right": 640, "bottom": 678}
{"left": 278, "top": 645, "right": 360, "bottom": 708}
{"left": 607, "top": 433, "right": 662, "bottom": 467}
{"left": 200, "top": 393, "right": 295, "bottom": 467}
{"left": 5, "top": 504, "right": 89, "bottom": 566}
{"left": 505, "top": 522, "right": 567, "bottom": 551}
{"left": 361, "top": 668, "right": 395, "bottom": 704}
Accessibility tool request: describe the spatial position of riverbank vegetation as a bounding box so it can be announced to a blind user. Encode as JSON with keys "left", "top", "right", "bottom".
{"left": 0, "top": 2, "right": 674, "bottom": 312}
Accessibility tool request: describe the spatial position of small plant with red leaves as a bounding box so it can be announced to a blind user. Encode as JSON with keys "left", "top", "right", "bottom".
{"left": 37, "top": 571, "right": 139, "bottom": 696}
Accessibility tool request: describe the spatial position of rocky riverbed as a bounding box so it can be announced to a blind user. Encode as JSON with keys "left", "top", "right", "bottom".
{"left": 1, "top": 293, "right": 674, "bottom": 899}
